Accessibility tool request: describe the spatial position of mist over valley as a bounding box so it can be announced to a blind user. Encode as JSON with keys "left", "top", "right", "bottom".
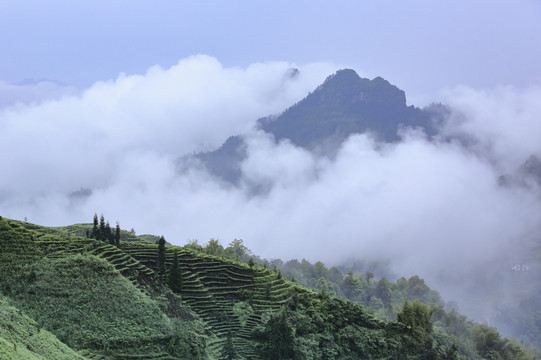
{"left": 1, "top": 2, "right": 541, "bottom": 358}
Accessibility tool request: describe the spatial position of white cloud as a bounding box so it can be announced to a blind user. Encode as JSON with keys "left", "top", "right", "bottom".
{"left": 0, "top": 55, "right": 335, "bottom": 201}
{"left": 440, "top": 85, "right": 541, "bottom": 171}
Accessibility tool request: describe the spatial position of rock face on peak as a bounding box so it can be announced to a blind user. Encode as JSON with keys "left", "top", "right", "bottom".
{"left": 184, "top": 69, "right": 440, "bottom": 184}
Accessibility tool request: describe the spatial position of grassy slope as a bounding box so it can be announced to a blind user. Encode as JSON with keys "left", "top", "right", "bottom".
{"left": 9, "top": 255, "right": 172, "bottom": 351}
{"left": 0, "top": 296, "right": 87, "bottom": 360}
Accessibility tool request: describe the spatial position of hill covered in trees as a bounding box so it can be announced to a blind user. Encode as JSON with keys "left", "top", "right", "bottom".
{"left": 0, "top": 216, "right": 534, "bottom": 359}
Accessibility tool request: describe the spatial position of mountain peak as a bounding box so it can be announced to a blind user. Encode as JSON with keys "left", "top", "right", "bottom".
{"left": 259, "top": 69, "right": 422, "bottom": 147}
{"left": 312, "top": 69, "right": 406, "bottom": 107}
{"left": 321, "top": 68, "right": 361, "bottom": 85}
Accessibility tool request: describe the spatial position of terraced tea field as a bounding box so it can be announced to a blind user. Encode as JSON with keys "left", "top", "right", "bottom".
{"left": 120, "top": 242, "right": 305, "bottom": 358}
{"left": 0, "top": 218, "right": 306, "bottom": 359}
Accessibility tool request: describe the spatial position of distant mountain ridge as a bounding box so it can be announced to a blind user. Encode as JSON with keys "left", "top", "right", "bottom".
{"left": 186, "top": 68, "right": 441, "bottom": 183}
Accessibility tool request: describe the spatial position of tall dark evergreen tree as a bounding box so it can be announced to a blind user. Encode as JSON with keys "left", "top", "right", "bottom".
{"left": 99, "top": 214, "right": 106, "bottom": 242}
{"left": 157, "top": 236, "right": 166, "bottom": 281}
{"left": 115, "top": 222, "right": 121, "bottom": 247}
{"left": 168, "top": 250, "right": 182, "bottom": 294}
{"left": 91, "top": 213, "right": 99, "bottom": 239}
{"left": 105, "top": 221, "right": 114, "bottom": 244}
{"left": 397, "top": 300, "right": 434, "bottom": 343}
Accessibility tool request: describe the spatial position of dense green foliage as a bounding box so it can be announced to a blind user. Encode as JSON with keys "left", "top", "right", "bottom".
{"left": 193, "top": 237, "right": 535, "bottom": 359}
{"left": 252, "top": 291, "right": 403, "bottom": 360}
{"left": 193, "top": 239, "right": 538, "bottom": 357}
{"left": 0, "top": 295, "right": 86, "bottom": 359}
{"left": 432, "top": 307, "right": 534, "bottom": 360}
{"left": 397, "top": 301, "right": 434, "bottom": 343}
{"left": 0, "top": 217, "right": 535, "bottom": 359}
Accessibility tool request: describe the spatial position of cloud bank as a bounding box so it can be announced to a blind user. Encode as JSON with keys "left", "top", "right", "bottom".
{"left": 2, "top": 56, "right": 541, "bottom": 321}
{"left": 0, "top": 55, "right": 334, "bottom": 206}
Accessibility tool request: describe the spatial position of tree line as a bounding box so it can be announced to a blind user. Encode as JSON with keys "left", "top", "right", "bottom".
{"left": 87, "top": 213, "right": 121, "bottom": 246}
{"left": 186, "top": 238, "right": 535, "bottom": 359}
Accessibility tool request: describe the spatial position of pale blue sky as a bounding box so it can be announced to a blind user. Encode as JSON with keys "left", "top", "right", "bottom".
{"left": 1, "top": 0, "right": 540, "bottom": 102}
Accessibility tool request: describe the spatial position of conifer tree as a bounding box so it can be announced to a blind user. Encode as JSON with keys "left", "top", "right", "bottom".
{"left": 255, "top": 309, "right": 295, "bottom": 359}
{"left": 397, "top": 300, "right": 434, "bottom": 343}
{"left": 115, "top": 222, "right": 121, "bottom": 247}
{"left": 157, "top": 236, "right": 166, "bottom": 281}
{"left": 105, "top": 221, "right": 114, "bottom": 244}
{"left": 168, "top": 249, "right": 182, "bottom": 293}
{"left": 99, "top": 214, "right": 106, "bottom": 242}
{"left": 91, "top": 213, "right": 99, "bottom": 239}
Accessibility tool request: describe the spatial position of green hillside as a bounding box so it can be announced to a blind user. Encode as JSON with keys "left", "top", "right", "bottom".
{"left": 0, "top": 217, "right": 205, "bottom": 359}
{"left": 0, "top": 295, "right": 87, "bottom": 360}
{"left": 0, "top": 216, "right": 534, "bottom": 359}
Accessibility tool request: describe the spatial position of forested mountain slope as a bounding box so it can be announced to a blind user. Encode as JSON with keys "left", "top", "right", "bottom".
{"left": 0, "top": 217, "right": 533, "bottom": 359}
